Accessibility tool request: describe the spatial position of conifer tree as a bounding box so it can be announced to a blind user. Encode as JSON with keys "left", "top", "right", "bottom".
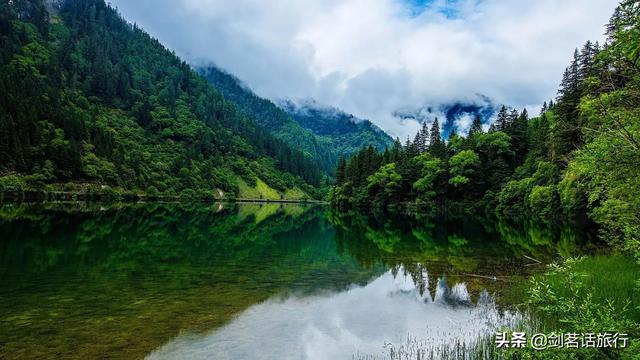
{"left": 428, "top": 118, "right": 446, "bottom": 159}
{"left": 468, "top": 115, "right": 483, "bottom": 137}
{"left": 417, "top": 122, "right": 429, "bottom": 153}
{"left": 495, "top": 106, "right": 510, "bottom": 131}
{"left": 578, "top": 40, "right": 597, "bottom": 81}
{"left": 390, "top": 137, "right": 402, "bottom": 162}
{"left": 553, "top": 48, "right": 585, "bottom": 162}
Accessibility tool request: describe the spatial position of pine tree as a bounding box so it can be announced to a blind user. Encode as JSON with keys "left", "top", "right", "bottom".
{"left": 0, "top": 110, "right": 15, "bottom": 170}
{"left": 416, "top": 122, "right": 429, "bottom": 153}
{"left": 495, "top": 105, "right": 509, "bottom": 131}
{"left": 508, "top": 109, "right": 519, "bottom": 128}
{"left": 468, "top": 115, "right": 483, "bottom": 137}
{"left": 553, "top": 48, "right": 584, "bottom": 162}
{"left": 511, "top": 108, "right": 529, "bottom": 164}
{"left": 448, "top": 128, "right": 458, "bottom": 141}
{"left": 578, "top": 40, "right": 597, "bottom": 81}
{"left": 390, "top": 137, "right": 402, "bottom": 162}
{"left": 557, "top": 49, "right": 581, "bottom": 101}
{"left": 413, "top": 132, "right": 421, "bottom": 149}
{"left": 428, "top": 118, "right": 446, "bottom": 159}
{"left": 405, "top": 135, "right": 418, "bottom": 158}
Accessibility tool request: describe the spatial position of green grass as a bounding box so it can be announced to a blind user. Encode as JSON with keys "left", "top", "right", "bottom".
{"left": 519, "top": 254, "right": 640, "bottom": 359}
{"left": 283, "top": 187, "right": 308, "bottom": 200}
{"left": 237, "top": 178, "right": 281, "bottom": 200}
{"left": 351, "top": 255, "right": 640, "bottom": 360}
{"left": 531, "top": 254, "right": 640, "bottom": 322}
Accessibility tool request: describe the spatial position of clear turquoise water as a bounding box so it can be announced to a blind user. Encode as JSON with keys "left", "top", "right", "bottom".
{"left": 0, "top": 203, "right": 593, "bottom": 359}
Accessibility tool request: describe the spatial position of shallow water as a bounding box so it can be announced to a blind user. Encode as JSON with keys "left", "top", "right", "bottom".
{"left": 0, "top": 203, "right": 592, "bottom": 359}
{"left": 148, "top": 269, "right": 522, "bottom": 360}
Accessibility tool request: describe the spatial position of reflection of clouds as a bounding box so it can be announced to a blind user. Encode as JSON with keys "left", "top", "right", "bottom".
{"left": 147, "top": 266, "right": 520, "bottom": 360}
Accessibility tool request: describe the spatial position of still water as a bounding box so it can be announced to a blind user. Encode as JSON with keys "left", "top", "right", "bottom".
{"left": 0, "top": 203, "right": 592, "bottom": 359}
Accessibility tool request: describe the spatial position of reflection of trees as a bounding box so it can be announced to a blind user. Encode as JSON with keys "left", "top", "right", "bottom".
{"left": 365, "top": 222, "right": 401, "bottom": 253}
{"left": 0, "top": 203, "right": 382, "bottom": 359}
{"left": 400, "top": 262, "right": 429, "bottom": 297}
{"left": 329, "top": 209, "right": 592, "bottom": 277}
{"left": 491, "top": 218, "right": 589, "bottom": 260}
{"left": 0, "top": 203, "right": 326, "bottom": 277}
{"left": 389, "top": 263, "right": 477, "bottom": 306}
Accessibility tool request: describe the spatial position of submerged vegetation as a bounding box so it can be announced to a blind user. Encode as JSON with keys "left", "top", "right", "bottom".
{"left": 0, "top": 202, "right": 354, "bottom": 358}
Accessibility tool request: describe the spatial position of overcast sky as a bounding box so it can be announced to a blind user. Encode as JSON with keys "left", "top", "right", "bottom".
{"left": 109, "top": 0, "right": 618, "bottom": 139}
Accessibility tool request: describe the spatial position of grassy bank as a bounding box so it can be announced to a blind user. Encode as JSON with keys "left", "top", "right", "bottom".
{"left": 0, "top": 174, "right": 324, "bottom": 203}
{"left": 498, "top": 255, "right": 640, "bottom": 359}
{"left": 357, "top": 255, "right": 640, "bottom": 360}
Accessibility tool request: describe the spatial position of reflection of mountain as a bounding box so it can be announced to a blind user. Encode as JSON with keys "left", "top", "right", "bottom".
{"left": 0, "top": 204, "right": 591, "bottom": 359}
{"left": 0, "top": 203, "right": 379, "bottom": 359}
{"left": 0, "top": 203, "right": 323, "bottom": 277}
{"left": 392, "top": 263, "right": 473, "bottom": 306}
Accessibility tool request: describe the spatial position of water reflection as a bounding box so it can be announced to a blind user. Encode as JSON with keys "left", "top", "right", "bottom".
{"left": 0, "top": 203, "right": 592, "bottom": 359}
{"left": 148, "top": 265, "right": 521, "bottom": 360}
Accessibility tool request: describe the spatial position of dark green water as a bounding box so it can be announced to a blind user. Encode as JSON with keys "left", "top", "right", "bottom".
{"left": 0, "top": 203, "right": 594, "bottom": 359}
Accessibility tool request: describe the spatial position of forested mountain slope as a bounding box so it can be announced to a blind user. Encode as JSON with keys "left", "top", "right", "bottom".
{"left": 199, "top": 66, "right": 394, "bottom": 175}
{"left": 0, "top": 0, "right": 324, "bottom": 199}
{"left": 198, "top": 66, "right": 336, "bottom": 175}
{"left": 279, "top": 99, "right": 395, "bottom": 157}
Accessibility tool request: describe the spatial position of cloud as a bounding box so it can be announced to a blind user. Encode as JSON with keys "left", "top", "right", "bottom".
{"left": 148, "top": 268, "right": 521, "bottom": 359}
{"left": 109, "top": 0, "right": 617, "bottom": 139}
{"left": 454, "top": 113, "right": 475, "bottom": 136}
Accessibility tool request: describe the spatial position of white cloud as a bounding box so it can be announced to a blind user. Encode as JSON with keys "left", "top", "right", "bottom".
{"left": 110, "top": 0, "right": 617, "bottom": 139}
{"left": 454, "top": 113, "right": 475, "bottom": 136}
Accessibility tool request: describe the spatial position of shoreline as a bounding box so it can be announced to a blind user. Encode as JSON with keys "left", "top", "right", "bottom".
{"left": 0, "top": 190, "right": 327, "bottom": 205}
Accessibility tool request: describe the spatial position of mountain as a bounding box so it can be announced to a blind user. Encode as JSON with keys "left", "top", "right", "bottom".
{"left": 198, "top": 66, "right": 336, "bottom": 174}
{"left": 198, "top": 66, "right": 394, "bottom": 174}
{"left": 279, "top": 99, "right": 395, "bottom": 156}
{"left": 0, "top": 0, "right": 323, "bottom": 199}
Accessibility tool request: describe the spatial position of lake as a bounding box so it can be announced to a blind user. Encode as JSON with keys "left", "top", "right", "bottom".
{"left": 0, "top": 203, "right": 594, "bottom": 359}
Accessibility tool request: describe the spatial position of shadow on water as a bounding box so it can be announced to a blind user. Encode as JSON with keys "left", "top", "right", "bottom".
{"left": 0, "top": 203, "right": 595, "bottom": 359}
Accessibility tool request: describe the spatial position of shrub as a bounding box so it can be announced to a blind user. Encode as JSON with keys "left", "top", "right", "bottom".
{"left": 497, "top": 178, "right": 534, "bottom": 217}
{"left": 528, "top": 185, "right": 557, "bottom": 222}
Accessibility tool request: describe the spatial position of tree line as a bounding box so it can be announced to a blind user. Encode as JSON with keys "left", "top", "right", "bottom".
{"left": 331, "top": 0, "right": 640, "bottom": 260}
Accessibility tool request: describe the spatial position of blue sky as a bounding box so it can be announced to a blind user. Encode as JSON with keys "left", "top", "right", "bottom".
{"left": 403, "top": 0, "right": 468, "bottom": 17}
{"left": 110, "top": 0, "right": 618, "bottom": 139}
